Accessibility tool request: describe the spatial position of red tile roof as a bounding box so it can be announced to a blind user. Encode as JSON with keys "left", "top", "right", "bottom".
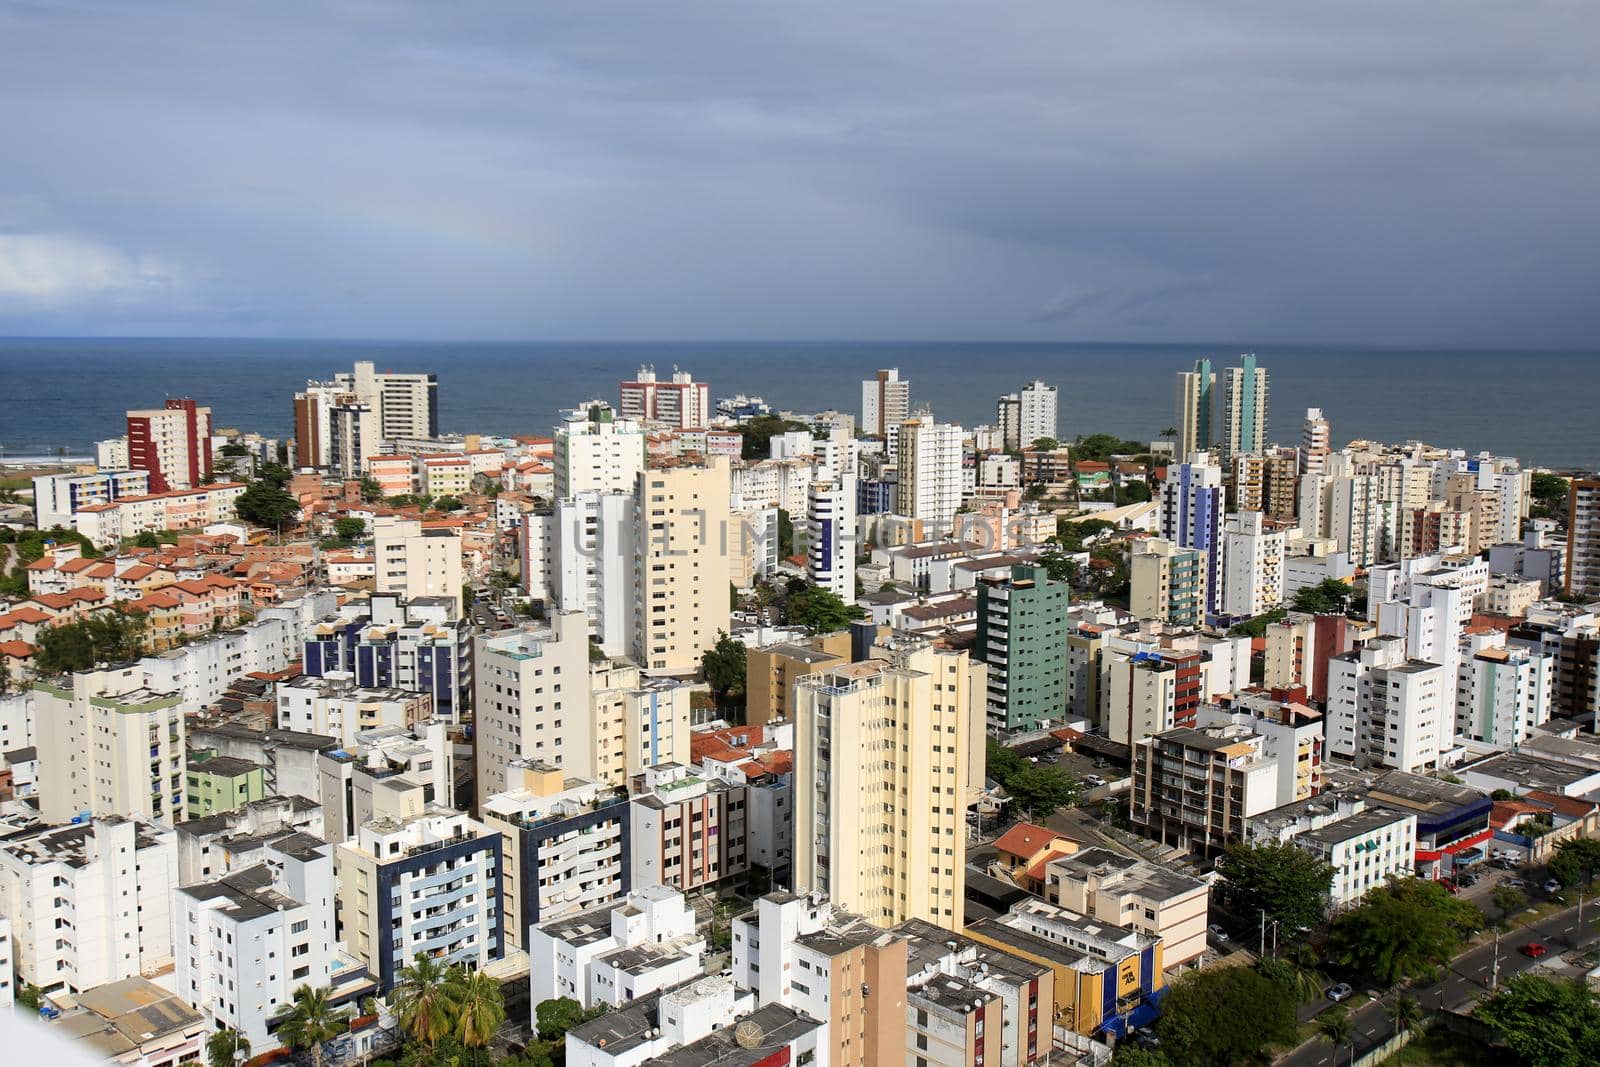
{"left": 994, "top": 822, "right": 1062, "bottom": 859}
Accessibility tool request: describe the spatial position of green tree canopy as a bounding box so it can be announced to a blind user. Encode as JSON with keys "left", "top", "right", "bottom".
{"left": 1292, "top": 578, "right": 1354, "bottom": 615}
{"left": 276, "top": 985, "right": 344, "bottom": 1067}
{"left": 783, "top": 585, "right": 865, "bottom": 635}
{"left": 1002, "top": 766, "right": 1081, "bottom": 820}
{"left": 1215, "top": 841, "right": 1335, "bottom": 934}
{"left": 359, "top": 477, "right": 384, "bottom": 502}
{"left": 534, "top": 996, "right": 605, "bottom": 1041}
{"left": 1530, "top": 472, "right": 1569, "bottom": 510}
{"left": 1478, "top": 974, "right": 1600, "bottom": 1067}
{"left": 33, "top": 611, "right": 149, "bottom": 675}
{"left": 737, "top": 415, "right": 810, "bottom": 459}
{"left": 1328, "top": 877, "right": 1483, "bottom": 987}
{"left": 701, "top": 631, "right": 748, "bottom": 708}
{"left": 392, "top": 955, "right": 455, "bottom": 1049}
{"left": 1073, "top": 433, "right": 1146, "bottom": 462}
{"left": 333, "top": 516, "right": 367, "bottom": 541}
{"left": 206, "top": 1028, "right": 252, "bottom": 1067}
{"left": 234, "top": 478, "right": 300, "bottom": 529}
{"left": 1548, "top": 837, "right": 1600, "bottom": 888}
{"left": 1155, "top": 965, "right": 1298, "bottom": 1067}
{"left": 1053, "top": 517, "right": 1116, "bottom": 552}
{"left": 1031, "top": 436, "right": 1060, "bottom": 451}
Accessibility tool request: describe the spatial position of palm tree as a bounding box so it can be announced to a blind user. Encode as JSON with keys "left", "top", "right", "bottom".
{"left": 206, "top": 1027, "right": 252, "bottom": 1067}
{"left": 448, "top": 967, "right": 506, "bottom": 1063}
{"left": 276, "top": 985, "right": 343, "bottom": 1067}
{"left": 1388, "top": 993, "right": 1423, "bottom": 1036}
{"left": 391, "top": 954, "right": 457, "bottom": 1049}
{"left": 1319, "top": 1005, "right": 1354, "bottom": 1067}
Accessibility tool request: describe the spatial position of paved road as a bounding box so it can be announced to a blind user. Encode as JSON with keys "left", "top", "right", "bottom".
{"left": 1276, "top": 895, "right": 1599, "bottom": 1066}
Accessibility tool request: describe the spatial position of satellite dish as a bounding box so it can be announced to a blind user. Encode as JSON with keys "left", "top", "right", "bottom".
{"left": 734, "top": 1020, "right": 766, "bottom": 1049}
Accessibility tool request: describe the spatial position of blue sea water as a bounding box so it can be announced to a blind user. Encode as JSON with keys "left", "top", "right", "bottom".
{"left": 0, "top": 339, "right": 1595, "bottom": 470}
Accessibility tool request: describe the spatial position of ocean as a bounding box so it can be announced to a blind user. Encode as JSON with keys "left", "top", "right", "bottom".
{"left": 1, "top": 339, "right": 1596, "bottom": 470}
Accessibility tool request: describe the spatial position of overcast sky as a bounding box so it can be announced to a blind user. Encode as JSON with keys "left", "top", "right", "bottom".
{"left": 0, "top": 1, "right": 1596, "bottom": 344}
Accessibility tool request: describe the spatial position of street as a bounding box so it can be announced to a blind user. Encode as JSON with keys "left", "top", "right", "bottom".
{"left": 1276, "top": 894, "right": 1600, "bottom": 1066}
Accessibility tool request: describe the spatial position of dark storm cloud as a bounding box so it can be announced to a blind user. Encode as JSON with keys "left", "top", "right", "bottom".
{"left": 0, "top": 0, "right": 1596, "bottom": 344}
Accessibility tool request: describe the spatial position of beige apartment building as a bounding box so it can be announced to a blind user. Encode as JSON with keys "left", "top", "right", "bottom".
{"left": 793, "top": 636, "right": 985, "bottom": 931}
{"left": 1045, "top": 846, "right": 1210, "bottom": 967}
{"left": 588, "top": 660, "right": 694, "bottom": 788}
{"left": 373, "top": 515, "right": 463, "bottom": 615}
{"left": 632, "top": 458, "right": 732, "bottom": 676}
{"left": 745, "top": 632, "right": 851, "bottom": 724}
{"left": 34, "top": 666, "right": 188, "bottom": 825}
{"left": 472, "top": 612, "right": 593, "bottom": 810}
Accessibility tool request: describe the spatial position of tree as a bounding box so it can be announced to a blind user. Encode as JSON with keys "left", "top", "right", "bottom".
{"left": 534, "top": 996, "right": 587, "bottom": 1042}
{"left": 1109, "top": 1047, "right": 1169, "bottom": 1067}
{"left": 134, "top": 530, "right": 162, "bottom": 548}
{"left": 276, "top": 985, "right": 344, "bottom": 1067}
{"left": 1292, "top": 578, "right": 1354, "bottom": 615}
{"left": 1493, "top": 884, "right": 1529, "bottom": 924}
{"left": 1530, "top": 472, "right": 1569, "bottom": 513}
{"left": 1388, "top": 994, "right": 1423, "bottom": 1037}
{"left": 33, "top": 621, "right": 98, "bottom": 674}
{"left": 1318, "top": 1005, "right": 1354, "bottom": 1067}
{"left": 15, "top": 983, "right": 41, "bottom": 1009}
{"left": 334, "top": 517, "right": 367, "bottom": 541}
{"left": 737, "top": 415, "right": 809, "bottom": 460}
{"left": 1229, "top": 607, "right": 1288, "bottom": 638}
{"left": 1036, "top": 546, "right": 1079, "bottom": 584}
{"left": 206, "top": 1028, "right": 252, "bottom": 1067}
{"left": 448, "top": 968, "right": 506, "bottom": 1062}
{"left": 776, "top": 508, "right": 794, "bottom": 557}
{"left": 1072, "top": 433, "right": 1146, "bottom": 462}
{"left": 1214, "top": 841, "right": 1335, "bottom": 935}
{"left": 784, "top": 584, "right": 865, "bottom": 634}
{"left": 1002, "top": 765, "right": 1080, "bottom": 820}
{"left": 392, "top": 955, "right": 456, "bottom": 1049}
{"left": 1155, "top": 965, "right": 1297, "bottom": 1066}
{"left": 433, "top": 496, "right": 463, "bottom": 512}
{"left": 1548, "top": 838, "right": 1600, "bottom": 888}
{"left": 701, "top": 631, "right": 747, "bottom": 708}
{"left": 234, "top": 478, "right": 300, "bottom": 529}
{"left": 1031, "top": 437, "right": 1060, "bottom": 451}
{"left": 1053, "top": 517, "right": 1116, "bottom": 552}
{"left": 985, "top": 740, "right": 1027, "bottom": 785}
{"left": 1479, "top": 974, "right": 1600, "bottom": 1067}
{"left": 359, "top": 477, "right": 384, "bottom": 502}
{"left": 1328, "top": 877, "right": 1483, "bottom": 988}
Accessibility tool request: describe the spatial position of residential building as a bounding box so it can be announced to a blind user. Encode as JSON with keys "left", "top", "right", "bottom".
{"left": 629, "top": 763, "right": 749, "bottom": 892}
{"left": 1044, "top": 847, "right": 1210, "bottom": 967}
{"left": 1219, "top": 354, "right": 1269, "bottom": 462}
{"left": 1291, "top": 806, "right": 1417, "bottom": 908}
{"left": 1264, "top": 612, "right": 1359, "bottom": 704}
{"left": 127, "top": 398, "right": 212, "bottom": 492}
{"left": 806, "top": 475, "right": 857, "bottom": 604}
{"left": 1566, "top": 478, "right": 1600, "bottom": 599}
{"left": 1102, "top": 646, "right": 1204, "bottom": 747}
{"left": 331, "top": 360, "right": 438, "bottom": 441}
{"left": 1173, "top": 358, "right": 1215, "bottom": 462}
{"left": 481, "top": 761, "right": 630, "bottom": 948}
{"left": 1232, "top": 448, "right": 1299, "bottom": 520}
{"left": 1301, "top": 408, "right": 1331, "bottom": 477}
{"left": 996, "top": 379, "right": 1058, "bottom": 451}
{"left": 744, "top": 633, "right": 850, "bottom": 725}
{"left": 1129, "top": 723, "right": 1282, "bottom": 855}
{"left": 1130, "top": 538, "right": 1207, "bottom": 629}
{"left": 554, "top": 403, "right": 648, "bottom": 498}
{"left": 861, "top": 368, "right": 911, "bottom": 438}
{"left": 0, "top": 818, "right": 177, "bottom": 995}
{"left": 1455, "top": 634, "right": 1555, "bottom": 749}
{"left": 562, "top": 974, "right": 758, "bottom": 1067}
{"left": 793, "top": 636, "right": 984, "bottom": 930}
{"left": 523, "top": 491, "right": 638, "bottom": 655}
{"left": 730, "top": 893, "right": 910, "bottom": 1067}
{"left": 31, "top": 469, "right": 152, "bottom": 530}
{"left": 1362, "top": 770, "right": 1493, "bottom": 881}
{"left": 528, "top": 884, "right": 703, "bottom": 1010}
{"left": 33, "top": 666, "right": 187, "bottom": 825}
{"left": 276, "top": 674, "right": 433, "bottom": 749}
{"left": 965, "top": 898, "right": 1166, "bottom": 1041}
{"left": 174, "top": 795, "right": 326, "bottom": 885}
{"left": 316, "top": 723, "right": 453, "bottom": 842}
{"left": 334, "top": 810, "right": 503, "bottom": 991}
{"left": 619, "top": 366, "right": 710, "bottom": 430}
{"left": 473, "top": 614, "right": 593, "bottom": 809}
{"left": 173, "top": 830, "right": 337, "bottom": 1048}
{"left": 976, "top": 564, "right": 1071, "bottom": 732}
{"left": 589, "top": 662, "right": 694, "bottom": 789}
{"left": 1220, "top": 510, "right": 1285, "bottom": 620}
{"left": 896, "top": 415, "right": 965, "bottom": 530}
{"left": 184, "top": 752, "right": 266, "bottom": 817}
{"left": 632, "top": 459, "right": 733, "bottom": 676}
{"left": 1158, "top": 456, "right": 1225, "bottom": 622}
{"left": 1326, "top": 637, "right": 1447, "bottom": 773}
{"left": 1198, "top": 693, "right": 1325, "bottom": 807}
{"left": 372, "top": 516, "right": 463, "bottom": 615}
{"left": 70, "top": 482, "right": 248, "bottom": 549}
{"left": 302, "top": 593, "right": 471, "bottom": 723}
{"left": 45, "top": 976, "right": 207, "bottom": 1067}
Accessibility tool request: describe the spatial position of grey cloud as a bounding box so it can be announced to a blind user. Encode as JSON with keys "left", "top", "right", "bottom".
{"left": 0, "top": 1, "right": 1596, "bottom": 343}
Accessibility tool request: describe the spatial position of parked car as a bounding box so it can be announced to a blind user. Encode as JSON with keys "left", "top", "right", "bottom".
{"left": 1440, "top": 879, "right": 1461, "bottom": 894}
{"left": 1084, "top": 774, "right": 1107, "bottom": 788}
{"left": 1545, "top": 878, "right": 1564, "bottom": 894}
{"left": 1455, "top": 873, "right": 1479, "bottom": 888}
{"left": 1506, "top": 878, "right": 1527, "bottom": 889}
{"left": 1133, "top": 1028, "right": 1161, "bottom": 1050}
{"left": 1327, "top": 983, "right": 1353, "bottom": 1002}
{"left": 1208, "top": 923, "right": 1230, "bottom": 942}
{"left": 1520, "top": 942, "right": 1549, "bottom": 959}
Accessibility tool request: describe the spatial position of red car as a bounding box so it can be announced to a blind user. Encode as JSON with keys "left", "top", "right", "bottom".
{"left": 1520, "top": 942, "right": 1549, "bottom": 959}
{"left": 1440, "top": 879, "right": 1460, "bottom": 894}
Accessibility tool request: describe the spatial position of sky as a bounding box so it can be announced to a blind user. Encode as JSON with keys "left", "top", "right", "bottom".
{"left": 0, "top": 1, "right": 1597, "bottom": 345}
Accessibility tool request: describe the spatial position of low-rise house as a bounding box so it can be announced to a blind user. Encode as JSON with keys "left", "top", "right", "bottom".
{"left": 1044, "top": 847, "right": 1210, "bottom": 968}
{"left": 528, "top": 884, "right": 704, "bottom": 1011}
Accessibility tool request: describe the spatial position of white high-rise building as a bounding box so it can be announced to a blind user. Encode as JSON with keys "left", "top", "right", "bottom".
{"left": 806, "top": 475, "right": 857, "bottom": 603}
{"left": 1220, "top": 354, "right": 1269, "bottom": 462}
{"left": 332, "top": 360, "right": 438, "bottom": 441}
{"left": 860, "top": 368, "right": 910, "bottom": 437}
{"left": 1220, "top": 511, "right": 1286, "bottom": 620}
{"left": 1327, "top": 636, "right": 1447, "bottom": 773}
{"left": 894, "top": 415, "right": 964, "bottom": 529}
{"left": 554, "top": 403, "right": 648, "bottom": 499}
{"left": 995, "top": 379, "right": 1058, "bottom": 451}
{"left": 1455, "top": 632, "right": 1555, "bottom": 749}
{"left": 1159, "top": 455, "right": 1226, "bottom": 622}
{"left": 1301, "top": 407, "right": 1330, "bottom": 476}
{"left": 524, "top": 492, "right": 639, "bottom": 656}
{"left": 174, "top": 829, "right": 337, "bottom": 1048}
{"left": 0, "top": 818, "right": 177, "bottom": 996}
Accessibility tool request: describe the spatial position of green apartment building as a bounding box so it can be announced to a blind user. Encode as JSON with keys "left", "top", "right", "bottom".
{"left": 976, "top": 564, "right": 1071, "bottom": 732}
{"left": 185, "top": 750, "right": 266, "bottom": 817}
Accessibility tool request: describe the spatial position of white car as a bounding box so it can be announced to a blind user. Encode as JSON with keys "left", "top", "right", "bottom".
{"left": 1207, "top": 923, "right": 1230, "bottom": 942}
{"left": 1083, "top": 774, "right": 1107, "bottom": 788}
